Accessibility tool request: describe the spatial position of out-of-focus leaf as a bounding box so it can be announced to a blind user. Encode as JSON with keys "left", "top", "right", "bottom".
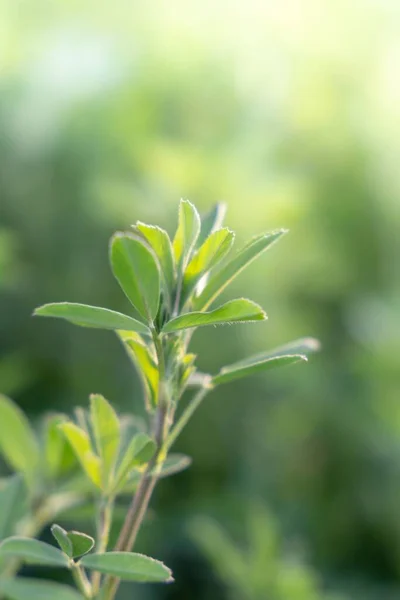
{"left": 110, "top": 233, "right": 160, "bottom": 323}
{"left": 212, "top": 354, "right": 308, "bottom": 386}
{"left": 0, "top": 395, "right": 39, "bottom": 483}
{"left": 81, "top": 551, "right": 173, "bottom": 582}
{"left": 135, "top": 222, "right": 175, "bottom": 301}
{"left": 155, "top": 454, "right": 192, "bottom": 478}
{"left": 0, "top": 578, "right": 83, "bottom": 600}
{"left": 44, "top": 414, "right": 76, "bottom": 478}
{"left": 118, "top": 332, "right": 159, "bottom": 410}
{"left": 183, "top": 228, "right": 234, "bottom": 301}
{"left": 0, "top": 537, "right": 69, "bottom": 567}
{"left": 51, "top": 524, "right": 72, "bottom": 557}
{"left": 193, "top": 229, "right": 288, "bottom": 310}
{"left": 163, "top": 298, "right": 267, "bottom": 333}
{"left": 114, "top": 433, "right": 156, "bottom": 490}
{"left": 90, "top": 394, "right": 120, "bottom": 489}
{"left": 34, "top": 303, "right": 149, "bottom": 334}
{"left": 67, "top": 530, "right": 94, "bottom": 558}
{"left": 0, "top": 475, "right": 28, "bottom": 540}
{"left": 58, "top": 423, "right": 101, "bottom": 489}
{"left": 172, "top": 199, "right": 201, "bottom": 266}
{"left": 196, "top": 203, "right": 227, "bottom": 248}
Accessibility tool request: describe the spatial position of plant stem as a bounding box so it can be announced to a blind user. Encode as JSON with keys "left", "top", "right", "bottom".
{"left": 71, "top": 562, "right": 92, "bottom": 598}
{"left": 102, "top": 331, "right": 169, "bottom": 600}
{"left": 91, "top": 499, "right": 113, "bottom": 594}
{"left": 165, "top": 383, "right": 211, "bottom": 452}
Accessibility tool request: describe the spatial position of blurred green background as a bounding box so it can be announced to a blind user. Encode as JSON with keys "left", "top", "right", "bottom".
{"left": 1, "top": 0, "right": 400, "bottom": 598}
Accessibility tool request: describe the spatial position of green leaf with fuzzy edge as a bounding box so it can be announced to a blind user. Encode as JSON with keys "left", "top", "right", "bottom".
{"left": 0, "top": 537, "right": 69, "bottom": 567}
{"left": 118, "top": 331, "right": 159, "bottom": 410}
{"left": 0, "top": 578, "right": 83, "bottom": 600}
{"left": 90, "top": 394, "right": 120, "bottom": 489}
{"left": 162, "top": 299, "right": 267, "bottom": 333}
{"left": 44, "top": 413, "right": 76, "bottom": 478}
{"left": 193, "top": 229, "right": 288, "bottom": 310}
{"left": 196, "top": 203, "right": 227, "bottom": 249}
{"left": 172, "top": 199, "right": 201, "bottom": 267}
{"left": 110, "top": 233, "right": 160, "bottom": 323}
{"left": 135, "top": 222, "right": 175, "bottom": 302}
{"left": 67, "top": 530, "right": 95, "bottom": 558}
{"left": 34, "top": 303, "right": 149, "bottom": 334}
{"left": 51, "top": 524, "right": 73, "bottom": 556}
{"left": 114, "top": 433, "right": 156, "bottom": 490}
{"left": 81, "top": 551, "right": 173, "bottom": 582}
{"left": 58, "top": 422, "right": 101, "bottom": 489}
{"left": 212, "top": 355, "right": 308, "bottom": 386}
{"left": 183, "top": 228, "right": 235, "bottom": 301}
{"left": 0, "top": 395, "right": 39, "bottom": 483}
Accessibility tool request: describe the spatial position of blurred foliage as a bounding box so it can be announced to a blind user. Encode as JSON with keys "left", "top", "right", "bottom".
{"left": 1, "top": 0, "right": 400, "bottom": 598}
{"left": 190, "top": 502, "right": 344, "bottom": 600}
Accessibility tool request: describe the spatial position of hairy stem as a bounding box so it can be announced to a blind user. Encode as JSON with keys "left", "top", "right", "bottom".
{"left": 102, "top": 330, "right": 169, "bottom": 600}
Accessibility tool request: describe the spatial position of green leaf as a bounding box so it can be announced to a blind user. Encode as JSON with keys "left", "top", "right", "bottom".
{"left": 183, "top": 228, "right": 235, "bottom": 300}
{"left": 212, "top": 354, "right": 308, "bottom": 386}
{"left": 0, "top": 578, "right": 83, "bottom": 600}
{"left": 90, "top": 394, "right": 120, "bottom": 489}
{"left": 0, "top": 476, "right": 28, "bottom": 540}
{"left": 162, "top": 298, "right": 267, "bottom": 333}
{"left": 118, "top": 331, "right": 159, "bottom": 410}
{"left": 67, "top": 531, "right": 95, "bottom": 558}
{"left": 44, "top": 414, "right": 76, "bottom": 478}
{"left": 114, "top": 433, "right": 156, "bottom": 489}
{"left": 81, "top": 551, "right": 173, "bottom": 583}
{"left": 135, "top": 222, "right": 175, "bottom": 301}
{"left": 34, "top": 303, "right": 149, "bottom": 334}
{"left": 110, "top": 233, "right": 160, "bottom": 323}
{"left": 0, "top": 537, "right": 70, "bottom": 567}
{"left": 58, "top": 422, "right": 101, "bottom": 489}
{"left": 172, "top": 199, "right": 201, "bottom": 266}
{"left": 196, "top": 203, "right": 227, "bottom": 248}
{"left": 155, "top": 454, "right": 192, "bottom": 479}
{"left": 264, "top": 337, "right": 321, "bottom": 357}
{"left": 51, "top": 524, "right": 72, "bottom": 557}
{"left": 0, "top": 395, "right": 39, "bottom": 482}
{"left": 193, "top": 229, "right": 288, "bottom": 310}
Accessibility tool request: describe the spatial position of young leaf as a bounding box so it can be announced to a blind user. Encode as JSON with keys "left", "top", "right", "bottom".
{"left": 67, "top": 531, "right": 95, "bottom": 558}
{"left": 212, "top": 354, "right": 308, "bottom": 386}
{"left": 44, "top": 414, "right": 76, "bottom": 478}
{"left": 0, "top": 395, "right": 39, "bottom": 481}
{"left": 0, "top": 537, "right": 70, "bottom": 567}
{"left": 34, "top": 303, "right": 149, "bottom": 334}
{"left": 193, "top": 229, "right": 288, "bottom": 310}
{"left": 135, "top": 222, "right": 175, "bottom": 300}
{"left": 172, "top": 199, "right": 201, "bottom": 266}
{"left": 118, "top": 332, "right": 159, "bottom": 410}
{"left": 114, "top": 433, "right": 156, "bottom": 489}
{"left": 58, "top": 422, "right": 101, "bottom": 489}
{"left": 0, "top": 578, "right": 83, "bottom": 600}
{"left": 162, "top": 298, "right": 267, "bottom": 333}
{"left": 90, "top": 394, "right": 120, "bottom": 489}
{"left": 196, "top": 202, "right": 227, "bottom": 249}
{"left": 110, "top": 233, "right": 160, "bottom": 323}
{"left": 81, "top": 551, "right": 173, "bottom": 583}
{"left": 0, "top": 475, "right": 27, "bottom": 540}
{"left": 183, "top": 228, "right": 235, "bottom": 300}
{"left": 51, "top": 524, "right": 73, "bottom": 557}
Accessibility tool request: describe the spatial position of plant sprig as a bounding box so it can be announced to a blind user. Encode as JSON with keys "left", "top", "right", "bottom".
{"left": 0, "top": 200, "right": 318, "bottom": 600}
